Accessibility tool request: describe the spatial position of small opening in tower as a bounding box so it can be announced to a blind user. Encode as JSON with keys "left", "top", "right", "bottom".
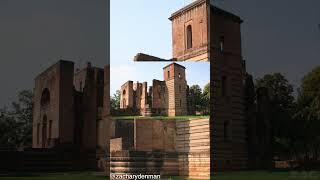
{"left": 167, "top": 71, "right": 170, "bottom": 79}
{"left": 186, "top": 25, "right": 193, "bottom": 49}
{"left": 219, "top": 36, "right": 225, "bottom": 53}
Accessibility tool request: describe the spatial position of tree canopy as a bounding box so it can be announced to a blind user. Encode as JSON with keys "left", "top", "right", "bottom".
{"left": 0, "top": 90, "right": 33, "bottom": 149}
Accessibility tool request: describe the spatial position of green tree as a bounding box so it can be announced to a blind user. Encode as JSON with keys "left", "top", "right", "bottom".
{"left": 256, "top": 73, "right": 295, "bottom": 157}
{"left": 295, "top": 67, "right": 320, "bottom": 160}
{"left": 190, "top": 85, "right": 203, "bottom": 112}
{"left": 0, "top": 90, "right": 33, "bottom": 149}
{"left": 110, "top": 90, "right": 121, "bottom": 112}
{"left": 299, "top": 67, "right": 320, "bottom": 119}
{"left": 202, "top": 83, "right": 210, "bottom": 114}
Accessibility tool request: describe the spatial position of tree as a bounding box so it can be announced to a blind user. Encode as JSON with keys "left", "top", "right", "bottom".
{"left": 110, "top": 90, "right": 121, "bottom": 113}
{"left": 299, "top": 67, "right": 320, "bottom": 119}
{"left": 0, "top": 90, "right": 33, "bottom": 149}
{"left": 189, "top": 84, "right": 210, "bottom": 115}
{"left": 255, "top": 73, "right": 295, "bottom": 158}
{"left": 295, "top": 67, "right": 320, "bottom": 161}
{"left": 203, "top": 83, "right": 210, "bottom": 103}
{"left": 202, "top": 83, "right": 210, "bottom": 114}
{"left": 190, "top": 85, "right": 203, "bottom": 112}
{"left": 256, "top": 73, "right": 294, "bottom": 110}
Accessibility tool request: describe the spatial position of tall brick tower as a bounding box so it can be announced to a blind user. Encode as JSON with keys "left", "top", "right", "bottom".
{"left": 163, "top": 63, "right": 187, "bottom": 116}
{"left": 169, "top": 0, "right": 248, "bottom": 172}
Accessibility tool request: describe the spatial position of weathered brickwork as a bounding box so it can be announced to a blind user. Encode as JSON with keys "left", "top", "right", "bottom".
{"left": 120, "top": 63, "right": 193, "bottom": 117}
{"left": 169, "top": 0, "right": 250, "bottom": 173}
{"left": 109, "top": 118, "right": 210, "bottom": 179}
{"left": 209, "top": 3, "right": 248, "bottom": 171}
{"left": 170, "top": 0, "right": 209, "bottom": 61}
{"left": 32, "top": 60, "right": 110, "bottom": 171}
{"left": 33, "top": 61, "right": 75, "bottom": 148}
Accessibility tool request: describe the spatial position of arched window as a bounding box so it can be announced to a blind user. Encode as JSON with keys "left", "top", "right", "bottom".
{"left": 186, "top": 25, "right": 193, "bottom": 49}
{"left": 123, "top": 89, "right": 126, "bottom": 95}
{"left": 167, "top": 71, "right": 170, "bottom": 79}
{"left": 40, "top": 88, "right": 50, "bottom": 107}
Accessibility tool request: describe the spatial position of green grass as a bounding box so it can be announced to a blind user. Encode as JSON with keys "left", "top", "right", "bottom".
{"left": 3, "top": 171, "right": 316, "bottom": 180}
{"left": 0, "top": 172, "right": 107, "bottom": 180}
{"left": 111, "top": 115, "right": 209, "bottom": 120}
{"left": 213, "top": 171, "right": 320, "bottom": 180}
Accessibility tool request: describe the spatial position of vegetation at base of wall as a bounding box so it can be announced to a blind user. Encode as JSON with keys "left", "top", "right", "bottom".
{"left": 110, "top": 90, "right": 121, "bottom": 115}
{"left": 190, "top": 83, "right": 210, "bottom": 115}
{"left": 0, "top": 90, "right": 33, "bottom": 150}
{"left": 111, "top": 115, "right": 210, "bottom": 120}
{"left": 255, "top": 67, "right": 320, "bottom": 167}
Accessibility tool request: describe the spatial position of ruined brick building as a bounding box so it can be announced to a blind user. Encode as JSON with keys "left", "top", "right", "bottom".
{"left": 119, "top": 63, "right": 196, "bottom": 116}
{"left": 32, "top": 60, "right": 110, "bottom": 165}
{"left": 133, "top": 0, "right": 271, "bottom": 174}
{"left": 170, "top": 0, "right": 271, "bottom": 172}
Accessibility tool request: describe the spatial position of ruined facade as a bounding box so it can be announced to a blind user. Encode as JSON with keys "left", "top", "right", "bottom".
{"left": 109, "top": 118, "right": 210, "bottom": 179}
{"left": 168, "top": 0, "right": 249, "bottom": 171}
{"left": 32, "top": 60, "right": 110, "bottom": 155}
{"left": 168, "top": 0, "right": 271, "bottom": 172}
{"left": 120, "top": 63, "right": 195, "bottom": 117}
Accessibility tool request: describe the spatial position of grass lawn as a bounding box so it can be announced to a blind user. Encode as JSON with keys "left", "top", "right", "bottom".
{"left": 213, "top": 171, "right": 320, "bottom": 180}
{"left": 0, "top": 172, "right": 107, "bottom": 180}
{"left": 2, "top": 171, "right": 318, "bottom": 180}
{"left": 111, "top": 115, "right": 209, "bottom": 120}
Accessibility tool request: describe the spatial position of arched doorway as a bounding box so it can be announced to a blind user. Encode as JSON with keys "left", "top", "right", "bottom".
{"left": 122, "top": 90, "right": 127, "bottom": 108}
{"left": 41, "top": 88, "right": 50, "bottom": 107}
{"left": 40, "top": 88, "right": 50, "bottom": 148}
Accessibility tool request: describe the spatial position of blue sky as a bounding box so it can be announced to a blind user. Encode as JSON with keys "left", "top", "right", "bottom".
{"left": 110, "top": 0, "right": 209, "bottom": 95}
{"left": 111, "top": 0, "right": 320, "bottom": 96}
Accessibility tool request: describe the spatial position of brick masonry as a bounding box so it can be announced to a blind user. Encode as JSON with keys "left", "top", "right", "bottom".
{"left": 32, "top": 60, "right": 110, "bottom": 172}
{"left": 169, "top": 0, "right": 249, "bottom": 172}
{"left": 120, "top": 63, "right": 193, "bottom": 117}
{"left": 110, "top": 118, "right": 210, "bottom": 179}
